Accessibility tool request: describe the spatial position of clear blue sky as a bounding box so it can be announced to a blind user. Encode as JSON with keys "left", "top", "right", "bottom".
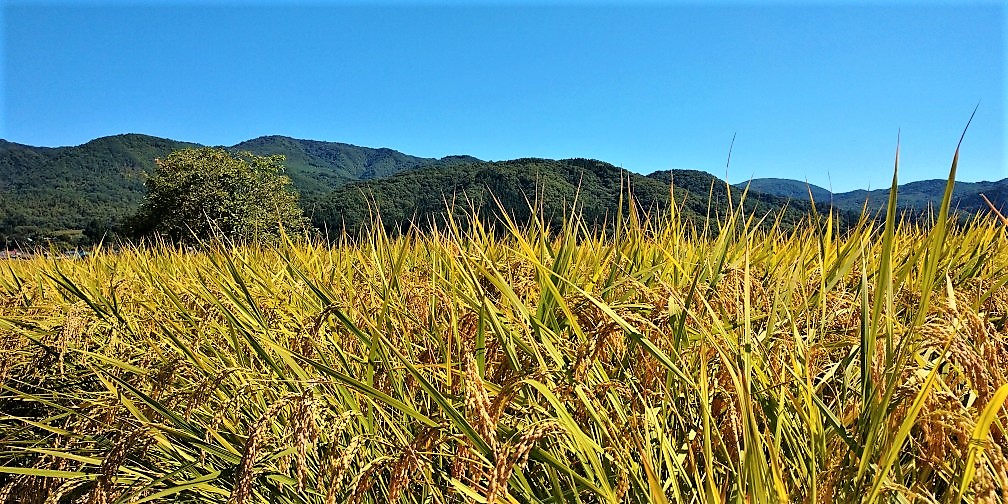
{"left": 2, "top": 1, "right": 1005, "bottom": 192}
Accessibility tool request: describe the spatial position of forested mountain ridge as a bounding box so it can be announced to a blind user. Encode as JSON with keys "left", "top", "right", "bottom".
{"left": 736, "top": 178, "right": 833, "bottom": 203}
{"left": 0, "top": 134, "right": 472, "bottom": 243}
{"left": 232, "top": 135, "right": 480, "bottom": 203}
{"left": 1, "top": 134, "right": 197, "bottom": 242}
{"left": 313, "top": 157, "right": 825, "bottom": 235}
{"left": 738, "top": 177, "right": 1008, "bottom": 217}
{"left": 2, "top": 133, "right": 1001, "bottom": 246}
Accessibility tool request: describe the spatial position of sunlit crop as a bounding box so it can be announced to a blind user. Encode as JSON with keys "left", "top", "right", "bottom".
{"left": 2, "top": 148, "right": 1007, "bottom": 503}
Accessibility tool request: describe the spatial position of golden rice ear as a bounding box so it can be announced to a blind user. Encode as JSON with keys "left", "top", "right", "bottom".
{"left": 464, "top": 354, "right": 498, "bottom": 454}
{"left": 87, "top": 426, "right": 150, "bottom": 504}
{"left": 486, "top": 422, "right": 565, "bottom": 504}
{"left": 229, "top": 400, "right": 289, "bottom": 504}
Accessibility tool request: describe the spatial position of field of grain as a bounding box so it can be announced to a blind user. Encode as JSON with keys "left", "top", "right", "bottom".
{"left": 2, "top": 180, "right": 1007, "bottom": 503}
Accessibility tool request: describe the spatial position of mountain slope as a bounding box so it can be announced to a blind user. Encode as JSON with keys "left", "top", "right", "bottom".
{"left": 1, "top": 134, "right": 197, "bottom": 242}
{"left": 739, "top": 177, "right": 1008, "bottom": 217}
{"left": 231, "top": 136, "right": 472, "bottom": 203}
{"left": 736, "top": 178, "right": 833, "bottom": 203}
{"left": 3, "top": 132, "right": 1000, "bottom": 245}
{"left": 0, "top": 134, "right": 463, "bottom": 242}
{"left": 313, "top": 157, "right": 821, "bottom": 235}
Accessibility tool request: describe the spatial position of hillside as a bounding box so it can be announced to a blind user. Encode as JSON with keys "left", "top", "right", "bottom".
{"left": 231, "top": 136, "right": 480, "bottom": 204}
{"left": 3, "top": 133, "right": 997, "bottom": 246}
{"left": 737, "top": 178, "right": 833, "bottom": 203}
{"left": 0, "top": 135, "right": 197, "bottom": 243}
{"left": 739, "top": 177, "right": 1008, "bottom": 218}
{"left": 0, "top": 134, "right": 466, "bottom": 243}
{"left": 313, "top": 157, "right": 822, "bottom": 236}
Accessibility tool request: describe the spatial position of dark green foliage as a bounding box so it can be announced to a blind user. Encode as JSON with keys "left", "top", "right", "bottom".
{"left": 3, "top": 132, "right": 1002, "bottom": 246}
{"left": 738, "top": 178, "right": 834, "bottom": 202}
{"left": 313, "top": 157, "right": 823, "bottom": 236}
{"left": 0, "top": 135, "right": 196, "bottom": 245}
{"left": 128, "top": 148, "right": 307, "bottom": 243}
{"left": 741, "top": 176, "right": 1008, "bottom": 219}
{"left": 0, "top": 134, "right": 454, "bottom": 244}
{"left": 231, "top": 136, "right": 482, "bottom": 211}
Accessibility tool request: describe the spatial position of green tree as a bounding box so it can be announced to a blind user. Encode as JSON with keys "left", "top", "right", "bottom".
{"left": 130, "top": 147, "right": 307, "bottom": 242}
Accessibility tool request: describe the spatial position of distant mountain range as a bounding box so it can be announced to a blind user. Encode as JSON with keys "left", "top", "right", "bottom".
{"left": 737, "top": 177, "right": 1007, "bottom": 217}
{"left": 314, "top": 157, "right": 817, "bottom": 236}
{"left": 231, "top": 135, "right": 482, "bottom": 204}
{"left": 0, "top": 134, "right": 476, "bottom": 243}
{"left": 1, "top": 133, "right": 1004, "bottom": 244}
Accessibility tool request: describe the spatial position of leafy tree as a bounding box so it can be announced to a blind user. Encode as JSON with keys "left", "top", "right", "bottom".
{"left": 129, "top": 147, "right": 307, "bottom": 242}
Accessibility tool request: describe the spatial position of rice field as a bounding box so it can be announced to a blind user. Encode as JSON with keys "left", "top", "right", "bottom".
{"left": 2, "top": 170, "right": 1007, "bottom": 503}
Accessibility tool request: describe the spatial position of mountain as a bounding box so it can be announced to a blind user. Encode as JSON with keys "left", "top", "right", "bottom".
{"left": 737, "top": 178, "right": 833, "bottom": 203}
{"left": 313, "top": 157, "right": 822, "bottom": 236}
{"left": 737, "top": 177, "right": 1008, "bottom": 218}
{"left": 1, "top": 134, "right": 197, "bottom": 243}
{"left": 0, "top": 134, "right": 468, "bottom": 243}
{"left": 231, "top": 135, "right": 479, "bottom": 204}
{"left": 3, "top": 132, "right": 999, "bottom": 246}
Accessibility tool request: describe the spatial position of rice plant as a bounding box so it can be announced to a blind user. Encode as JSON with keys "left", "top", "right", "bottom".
{"left": 1, "top": 146, "right": 1007, "bottom": 503}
